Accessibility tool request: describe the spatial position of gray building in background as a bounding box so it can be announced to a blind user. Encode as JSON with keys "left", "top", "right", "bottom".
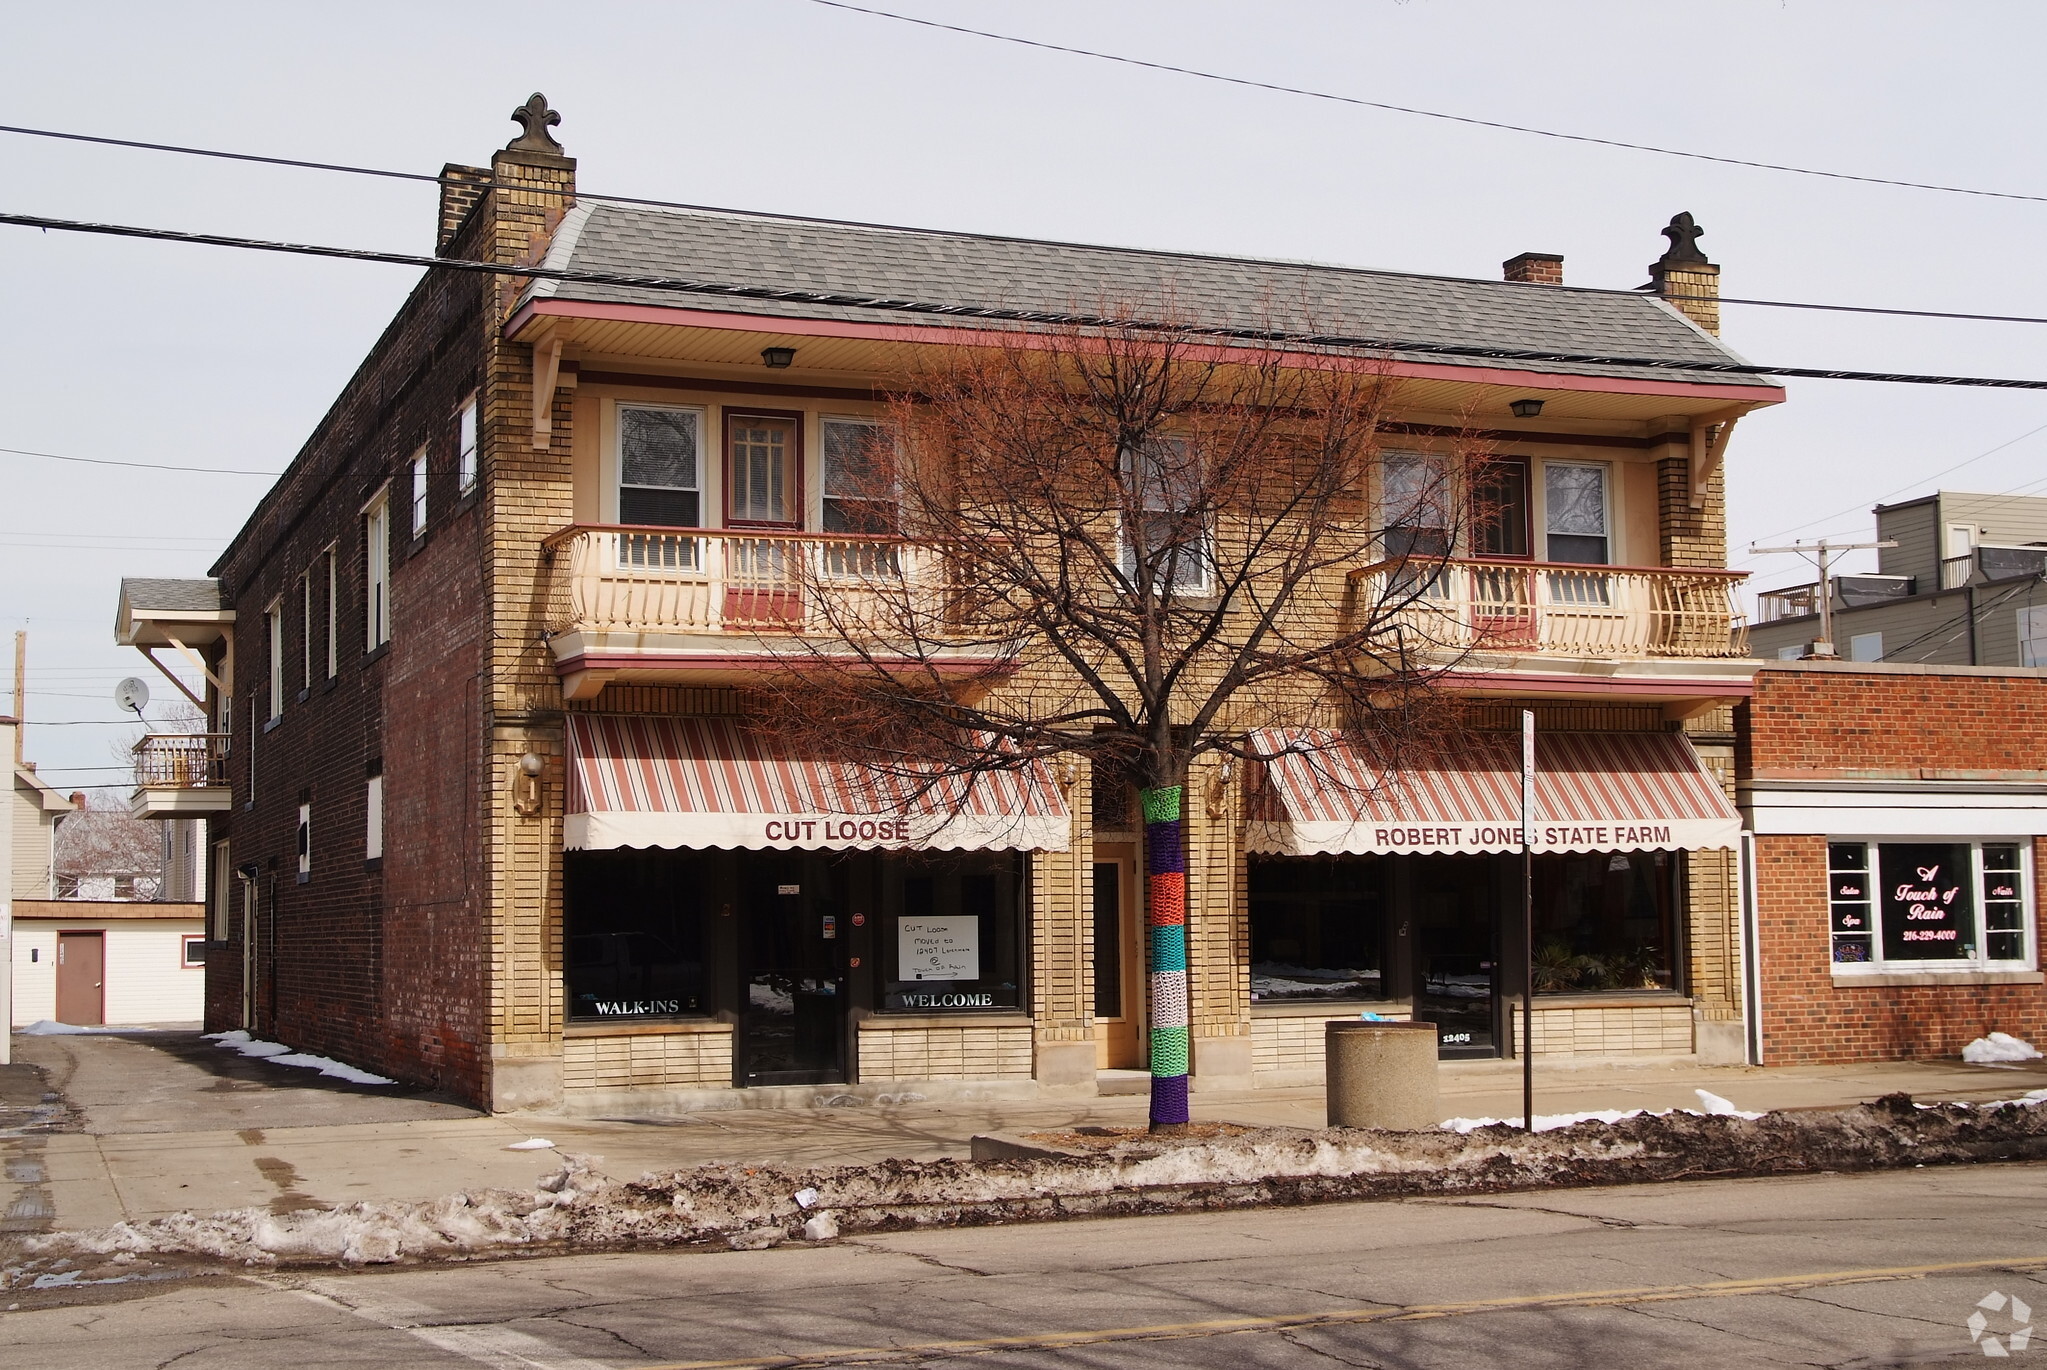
{"left": 1751, "top": 491, "right": 2047, "bottom": 666}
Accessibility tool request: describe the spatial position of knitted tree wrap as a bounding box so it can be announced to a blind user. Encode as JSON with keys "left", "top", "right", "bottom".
{"left": 1141, "top": 784, "right": 1191, "bottom": 1126}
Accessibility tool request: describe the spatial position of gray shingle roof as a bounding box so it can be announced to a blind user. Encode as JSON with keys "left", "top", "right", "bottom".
{"left": 119, "top": 578, "right": 224, "bottom": 612}
{"left": 531, "top": 204, "right": 1761, "bottom": 388}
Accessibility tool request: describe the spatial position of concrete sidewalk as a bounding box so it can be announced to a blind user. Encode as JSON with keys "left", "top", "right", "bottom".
{"left": 6, "top": 1029, "right": 2047, "bottom": 1237}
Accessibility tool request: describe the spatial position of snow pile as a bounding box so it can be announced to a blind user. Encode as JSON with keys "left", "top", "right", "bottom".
{"left": 202, "top": 1031, "right": 394, "bottom": 1085}
{"left": 505, "top": 1139, "right": 557, "bottom": 1152}
{"left": 13, "top": 1093, "right": 2047, "bottom": 1282}
{"left": 1963, "top": 1033, "right": 2043, "bottom": 1065}
{"left": 1442, "top": 1087, "right": 1764, "bottom": 1133}
{"left": 17, "top": 1021, "right": 113, "bottom": 1036}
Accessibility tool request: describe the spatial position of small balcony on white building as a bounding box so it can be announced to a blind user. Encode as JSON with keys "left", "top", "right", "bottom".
{"left": 130, "top": 732, "right": 232, "bottom": 818}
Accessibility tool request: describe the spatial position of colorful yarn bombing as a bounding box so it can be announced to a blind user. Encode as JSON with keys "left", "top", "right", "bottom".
{"left": 1141, "top": 784, "right": 1191, "bottom": 1126}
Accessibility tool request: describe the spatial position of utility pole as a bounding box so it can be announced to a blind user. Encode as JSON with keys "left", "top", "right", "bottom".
{"left": 1748, "top": 539, "right": 1897, "bottom": 659}
{"left": 11, "top": 629, "right": 23, "bottom": 765}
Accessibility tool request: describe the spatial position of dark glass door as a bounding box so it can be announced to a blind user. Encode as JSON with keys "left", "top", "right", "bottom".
{"left": 1408, "top": 856, "right": 1502, "bottom": 1059}
{"left": 738, "top": 858, "right": 847, "bottom": 1086}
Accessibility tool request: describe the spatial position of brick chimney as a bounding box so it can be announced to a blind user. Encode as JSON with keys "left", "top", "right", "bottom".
{"left": 437, "top": 164, "right": 492, "bottom": 255}
{"left": 1503, "top": 252, "right": 1564, "bottom": 285}
{"left": 1648, "top": 212, "right": 1719, "bottom": 335}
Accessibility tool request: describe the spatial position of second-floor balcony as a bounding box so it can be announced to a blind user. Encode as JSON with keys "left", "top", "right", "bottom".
{"left": 130, "top": 732, "right": 232, "bottom": 819}
{"left": 541, "top": 525, "right": 1002, "bottom": 696}
{"left": 1348, "top": 558, "right": 1751, "bottom": 661}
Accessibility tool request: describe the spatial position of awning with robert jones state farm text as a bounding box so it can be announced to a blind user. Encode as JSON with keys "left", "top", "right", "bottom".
{"left": 1245, "top": 729, "right": 1741, "bottom": 857}
{"left": 564, "top": 714, "right": 1070, "bottom": 853}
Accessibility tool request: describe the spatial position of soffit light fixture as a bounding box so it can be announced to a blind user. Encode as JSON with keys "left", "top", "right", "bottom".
{"left": 761, "top": 347, "right": 796, "bottom": 369}
{"left": 1509, "top": 398, "right": 1545, "bottom": 419}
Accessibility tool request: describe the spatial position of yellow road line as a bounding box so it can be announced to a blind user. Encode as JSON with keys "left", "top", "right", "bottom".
{"left": 640, "top": 1253, "right": 2047, "bottom": 1369}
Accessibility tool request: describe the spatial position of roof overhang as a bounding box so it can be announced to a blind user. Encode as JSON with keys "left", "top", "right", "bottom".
{"left": 115, "top": 588, "right": 234, "bottom": 650}
{"left": 505, "top": 298, "right": 1786, "bottom": 425}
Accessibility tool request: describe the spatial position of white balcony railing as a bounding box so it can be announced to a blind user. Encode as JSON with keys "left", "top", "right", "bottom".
{"left": 1349, "top": 558, "right": 1750, "bottom": 659}
{"left": 133, "top": 733, "right": 230, "bottom": 789}
{"left": 543, "top": 525, "right": 938, "bottom": 637}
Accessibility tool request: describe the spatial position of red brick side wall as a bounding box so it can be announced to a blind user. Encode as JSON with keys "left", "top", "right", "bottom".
{"left": 207, "top": 258, "right": 491, "bottom": 1100}
{"left": 1741, "top": 667, "right": 2047, "bottom": 1065}
{"left": 1754, "top": 833, "right": 2047, "bottom": 1064}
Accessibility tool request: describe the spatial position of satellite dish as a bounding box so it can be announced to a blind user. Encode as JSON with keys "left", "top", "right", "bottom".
{"left": 114, "top": 677, "right": 151, "bottom": 716}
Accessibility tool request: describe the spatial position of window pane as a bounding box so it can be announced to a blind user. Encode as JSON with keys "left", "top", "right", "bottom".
{"left": 1092, "top": 862, "right": 1122, "bottom": 1019}
{"left": 619, "top": 487, "right": 699, "bottom": 529}
{"left": 729, "top": 418, "right": 794, "bottom": 524}
{"left": 621, "top": 408, "right": 698, "bottom": 490}
{"left": 881, "top": 852, "right": 1024, "bottom": 1011}
{"left": 1248, "top": 857, "right": 1385, "bottom": 1001}
{"left": 823, "top": 420, "right": 882, "bottom": 497}
{"left": 564, "top": 850, "right": 709, "bottom": 1019}
{"left": 1828, "top": 842, "right": 1868, "bottom": 871}
{"left": 1382, "top": 454, "right": 1447, "bottom": 532}
{"left": 1532, "top": 850, "right": 1676, "bottom": 991}
{"left": 1877, "top": 842, "right": 1975, "bottom": 961}
{"left": 1545, "top": 464, "right": 1608, "bottom": 537}
{"left": 1473, "top": 460, "right": 1529, "bottom": 557}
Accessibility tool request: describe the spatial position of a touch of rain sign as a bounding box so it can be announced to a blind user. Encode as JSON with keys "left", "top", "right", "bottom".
{"left": 899, "top": 916, "right": 980, "bottom": 982}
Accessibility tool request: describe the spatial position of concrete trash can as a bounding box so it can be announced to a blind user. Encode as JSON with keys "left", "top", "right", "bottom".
{"left": 1325, "top": 1020, "right": 1440, "bottom": 1131}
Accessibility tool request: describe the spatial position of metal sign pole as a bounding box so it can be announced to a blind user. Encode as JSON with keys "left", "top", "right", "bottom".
{"left": 1521, "top": 709, "right": 1536, "bottom": 1134}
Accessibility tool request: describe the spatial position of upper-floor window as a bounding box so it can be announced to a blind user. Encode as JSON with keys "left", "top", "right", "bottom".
{"left": 410, "top": 449, "right": 429, "bottom": 537}
{"left": 298, "top": 571, "right": 312, "bottom": 695}
{"left": 265, "top": 598, "right": 284, "bottom": 721}
{"left": 1380, "top": 453, "right": 1450, "bottom": 562}
{"left": 364, "top": 489, "right": 391, "bottom": 649}
{"left": 618, "top": 404, "right": 701, "bottom": 527}
{"left": 822, "top": 417, "right": 895, "bottom": 534}
{"left": 1544, "top": 462, "right": 1609, "bottom": 565}
{"left": 365, "top": 769, "right": 384, "bottom": 863}
{"left": 456, "top": 397, "right": 479, "bottom": 493}
{"left": 322, "top": 545, "right": 338, "bottom": 680}
{"left": 1119, "top": 436, "right": 1209, "bottom": 592}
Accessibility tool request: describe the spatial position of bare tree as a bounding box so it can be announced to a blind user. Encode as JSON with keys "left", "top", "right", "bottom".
{"left": 760, "top": 317, "right": 1493, "bottom": 1131}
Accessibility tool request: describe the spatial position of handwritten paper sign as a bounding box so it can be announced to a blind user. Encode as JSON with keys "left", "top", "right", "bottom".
{"left": 899, "top": 916, "right": 980, "bottom": 982}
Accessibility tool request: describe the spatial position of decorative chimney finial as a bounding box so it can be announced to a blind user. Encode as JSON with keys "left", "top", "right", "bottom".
{"left": 1656, "top": 211, "right": 1711, "bottom": 268}
{"left": 506, "top": 93, "right": 564, "bottom": 154}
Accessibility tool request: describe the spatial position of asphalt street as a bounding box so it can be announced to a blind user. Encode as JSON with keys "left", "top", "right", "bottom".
{"left": 6, "top": 1160, "right": 2046, "bottom": 1368}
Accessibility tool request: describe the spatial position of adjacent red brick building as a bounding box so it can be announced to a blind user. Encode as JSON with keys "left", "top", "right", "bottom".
{"left": 1739, "top": 663, "right": 2047, "bottom": 1064}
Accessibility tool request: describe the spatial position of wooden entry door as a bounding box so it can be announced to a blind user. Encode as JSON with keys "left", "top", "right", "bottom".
{"left": 1093, "top": 847, "right": 1145, "bottom": 1069}
{"left": 56, "top": 931, "right": 106, "bottom": 1026}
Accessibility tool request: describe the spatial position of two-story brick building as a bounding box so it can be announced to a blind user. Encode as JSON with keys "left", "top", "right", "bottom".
{"left": 116, "top": 97, "right": 1787, "bottom": 1111}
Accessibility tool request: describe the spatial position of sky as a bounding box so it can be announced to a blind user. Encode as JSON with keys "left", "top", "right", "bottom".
{"left": 3, "top": 0, "right": 2044, "bottom": 792}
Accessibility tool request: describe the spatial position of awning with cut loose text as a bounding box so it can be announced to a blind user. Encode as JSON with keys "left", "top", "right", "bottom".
{"left": 1244, "top": 729, "right": 1740, "bottom": 857}
{"left": 564, "top": 714, "right": 1070, "bottom": 853}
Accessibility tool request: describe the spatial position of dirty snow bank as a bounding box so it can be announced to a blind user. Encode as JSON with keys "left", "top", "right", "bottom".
{"left": 202, "top": 1030, "right": 394, "bottom": 1085}
{"left": 1963, "top": 1033, "right": 2043, "bottom": 1064}
{"left": 12, "top": 1095, "right": 2047, "bottom": 1282}
{"left": 1442, "top": 1087, "right": 1767, "bottom": 1134}
{"left": 17, "top": 1021, "right": 120, "bottom": 1036}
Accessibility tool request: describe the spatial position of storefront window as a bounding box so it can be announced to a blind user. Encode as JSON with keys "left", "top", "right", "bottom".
{"left": 1827, "top": 840, "right": 2032, "bottom": 968}
{"left": 1531, "top": 850, "right": 1676, "bottom": 993}
{"left": 879, "top": 851, "right": 1025, "bottom": 1011}
{"left": 1248, "top": 857, "right": 1386, "bottom": 1001}
{"left": 563, "top": 850, "right": 709, "bottom": 1020}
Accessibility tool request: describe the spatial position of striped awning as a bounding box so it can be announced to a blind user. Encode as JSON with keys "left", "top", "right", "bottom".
{"left": 1245, "top": 729, "right": 1740, "bottom": 857}
{"left": 564, "top": 715, "right": 1070, "bottom": 853}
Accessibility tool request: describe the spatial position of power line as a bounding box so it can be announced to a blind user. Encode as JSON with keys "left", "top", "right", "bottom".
{"left": 804, "top": 0, "right": 2047, "bottom": 205}
{"left": 6, "top": 209, "right": 2047, "bottom": 392}
{"left": 0, "top": 443, "right": 279, "bottom": 477}
{"left": 5, "top": 123, "right": 2047, "bottom": 329}
{"left": 1737, "top": 419, "right": 2047, "bottom": 560}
